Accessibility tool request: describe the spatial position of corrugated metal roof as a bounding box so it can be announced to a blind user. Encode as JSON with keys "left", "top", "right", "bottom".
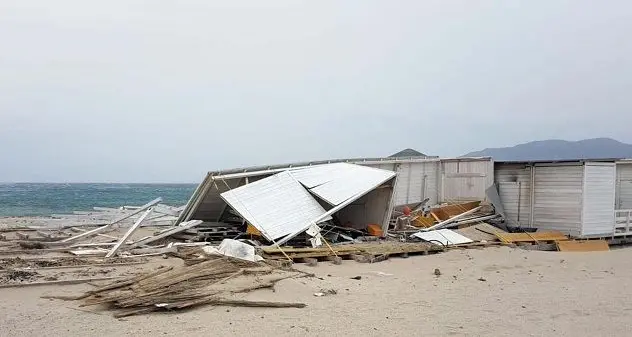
{"left": 290, "top": 163, "right": 397, "bottom": 206}
{"left": 220, "top": 171, "right": 332, "bottom": 241}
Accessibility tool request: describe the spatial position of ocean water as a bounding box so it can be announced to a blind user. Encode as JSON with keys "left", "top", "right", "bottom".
{"left": 0, "top": 183, "right": 197, "bottom": 217}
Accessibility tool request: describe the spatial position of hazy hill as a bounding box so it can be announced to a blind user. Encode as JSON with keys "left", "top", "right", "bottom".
{"left": 464, "top": 138, "right": 632, "bottom": 161}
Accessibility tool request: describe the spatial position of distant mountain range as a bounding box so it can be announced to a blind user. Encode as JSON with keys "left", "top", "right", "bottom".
{"left": 464, "top": 138, "right": 632, "bottom": 161}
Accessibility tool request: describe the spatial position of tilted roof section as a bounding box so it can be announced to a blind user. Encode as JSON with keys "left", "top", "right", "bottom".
{"left": 220, "top": 171, "right": 332, "bottom": 241}
{"left": 290, "top": 163, "right": 397, "bottom": 206}
{"left": 218, "top": 163, "right": 397, "bottom": 242}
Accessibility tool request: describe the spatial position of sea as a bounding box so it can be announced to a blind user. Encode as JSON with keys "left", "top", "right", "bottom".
{"left": 0, "top": 183, "right": 197, "bottom": 217}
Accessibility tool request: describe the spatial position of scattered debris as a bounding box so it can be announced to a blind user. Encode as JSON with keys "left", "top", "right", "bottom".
{"left": 3, "top": 269, "right": 39, "bottom": 282}
{"left": 314, "top": 289, "right": 337, "bottom": 297}
{"left": 411, "top": 229, "right": 473, "bottom": 246}
{"left": 434, "top": 268, "right": 442, "bottom": 276}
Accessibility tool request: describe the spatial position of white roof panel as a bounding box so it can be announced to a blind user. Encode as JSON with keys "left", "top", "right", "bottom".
{"left": 220, "top": 171, "right": 331, "bottom": 241}
{"left": 290, "top": 163, "right": 396, "bottom": 206}
{"left": 411, "top": 229, "right": 473, "bottom": 246}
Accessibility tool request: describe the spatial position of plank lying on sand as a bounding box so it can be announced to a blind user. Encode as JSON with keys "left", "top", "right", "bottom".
{"left": 0, "top": 276, "right": 121, "bottom": 289}
{"left": 495, "top": 231, "right": 568, "bottom": 244}
{"left": 127, "top": 220, "right": 203, "bottom": 249}
{"left": 557, "top": 240, "right": 609, "bottom": 252}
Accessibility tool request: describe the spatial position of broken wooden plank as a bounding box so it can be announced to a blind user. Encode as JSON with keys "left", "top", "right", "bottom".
{"left": 129, "top": 246, "right": 177, "bottom": 255}
{"left": 61, "top": 198, "right": 162, "bottom": 243}
{"left": 69, "top": 249, "right": 110, "bottom": 256}
{"left": 126, "top": 220, "right": 203, "bottom": 249}
{"left": 105, "top": 207, "right": 154, "bottom": 258}
{"left": 0, "top": 276, "right": 121, "bottom": 289}
{"left": 423, "top": 206, "right": 483, "bottom": 231}
{"left": 69, "top": 227, "right": 120, "bottom": 241}
{"left": 557, "top": 240, "right": 609, "bottom": 252}
{"left": 16, "top": 232, "right": 30, "bottom": 240}
{"left": 496, "top": 231, "right": 568, "bottom": 244}
{"left": 36, "top": 231, "right": 53, "bottom": 239}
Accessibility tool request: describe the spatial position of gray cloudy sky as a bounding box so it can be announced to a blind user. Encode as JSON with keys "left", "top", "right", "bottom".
{"left": 1, "top": 1, "right": 631, "bottom": 183}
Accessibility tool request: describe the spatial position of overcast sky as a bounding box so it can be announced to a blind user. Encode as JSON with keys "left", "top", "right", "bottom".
{"left": 1, "top": 1, "right": 631, "bottom": 183}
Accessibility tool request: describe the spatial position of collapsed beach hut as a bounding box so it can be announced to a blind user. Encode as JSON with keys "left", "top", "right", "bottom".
{"left": 177, "top": 163, "right": 397, "bottom": 246}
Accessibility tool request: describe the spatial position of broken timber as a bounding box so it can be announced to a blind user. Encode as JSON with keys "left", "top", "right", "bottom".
{"left": 61, "top": 198, "right": 162, "bottom": 243}
{"left": 105, "top": 207, "right": 154, "bottom": 258}
{"left": 127, "top": 220, "right": 203, "bottom": 249}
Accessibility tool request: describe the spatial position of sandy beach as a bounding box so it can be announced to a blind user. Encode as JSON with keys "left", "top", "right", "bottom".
{"left": 1, "top": 245, "right": 630, "bottom": 337}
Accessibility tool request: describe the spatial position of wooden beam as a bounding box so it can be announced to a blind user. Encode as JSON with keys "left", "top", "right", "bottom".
{"left": 0, "top": 276, "right": 121, "bottom": 289}
{"left": 105, "top": 208, "right": 153, "bottom": 258}
{"left": 69, "top": 227, "right": 119, "bottom": 240}
{"left": 422, "top": 206, "right": 483, "bottom": 231}
{"left": 61, "top": 198, "right": 161, "bottom": 243}
{"left": 126, "top": 220, "right": 203, "bottom": 249}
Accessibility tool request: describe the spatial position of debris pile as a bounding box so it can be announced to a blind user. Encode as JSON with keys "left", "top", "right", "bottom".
{"left": 71, "top": 255, "right": 307, "bottom": 318}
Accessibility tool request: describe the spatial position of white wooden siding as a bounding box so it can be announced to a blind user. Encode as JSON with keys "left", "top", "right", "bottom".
{"left": 442, "top": 159, "right": 493, "bottom": 202}
{"left": 616, "top": 163, "right": 632, "bottom": 209}
{"left": 532, "top": 165, "right": 583, "bottom": 236}
{"left": 495, "top": 164, "right": 532, "bottom": 226}
{"left": 582, "top": 163, "right": 616, "bottom": 236}
{"left": 336, "top": 187, "right": 394, "bottom": 229}
{"left": 364, "top": 161, "right": 439, "bottom": 206}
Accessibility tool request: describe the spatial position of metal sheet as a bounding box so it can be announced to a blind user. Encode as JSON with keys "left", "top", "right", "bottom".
{"left": 411, "top": 229, "right": 473, "bottom": 246}
{"left": 220, "top": 171, "right": 331, "bottom": 241}
{"left": 290, "top": 163, "right": 396, "bottom": 206}
{"left": 581, "top": 163, "right": 616, "bottom": 236}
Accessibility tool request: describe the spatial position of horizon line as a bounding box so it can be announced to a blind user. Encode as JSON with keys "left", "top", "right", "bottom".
{"left": 0, "top": 181, "right": 199, "bottom": 185}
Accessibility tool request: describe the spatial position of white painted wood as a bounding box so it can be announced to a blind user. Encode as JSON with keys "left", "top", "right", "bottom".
{"left": 422, "top": 206, "right": 482, "bottom": 231}
{"left": 290, "top": 163, "right": 396, "bottom": 206}
{"left": 495, "top": 164, "right": 532, "bottom": 226}
{"left": 127, "top": 220, "right": 203, "bottom": 249}
{"left": 616, "top": 163, "right": 632, "bottom": 209}
{"left": 61, "top": 198, "right": 162, "bottom": 243}
{"left": 411, "top": 229, "right": 473, "bottom": 245}
{"left": 532, "top": 165, "right": 583, "bottom": 236}
{"left": 441, "top": 159, "right": 493, "bottom": 202}
{"left": 220, "top": 171, "right": 331, "bottom": 241}
{"left": 581, "top": 163, "right": 616, "bottom": 236}
{"left": 105, "top": 207, "right": 154, "bottom": 258}
{"left": 363, "top": 161, "right": 439, "bottom": 207}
